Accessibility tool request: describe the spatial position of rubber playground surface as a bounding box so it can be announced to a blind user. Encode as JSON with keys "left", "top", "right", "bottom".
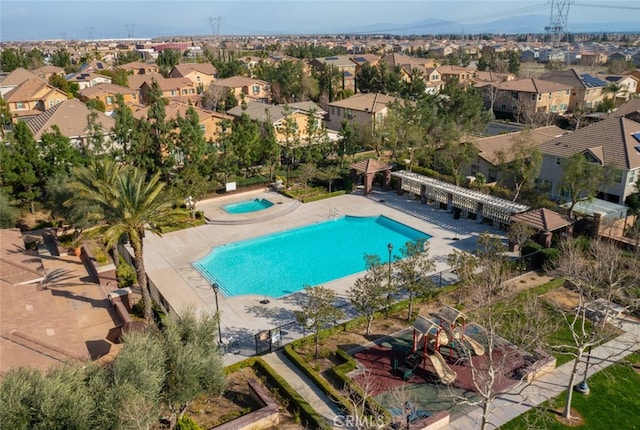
{"left": 352, "top": 327, "right": 530, "bottom": 415}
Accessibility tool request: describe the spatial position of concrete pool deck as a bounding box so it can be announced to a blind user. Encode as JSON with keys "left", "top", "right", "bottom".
{"left": 142, "top": 188, "right": 506, "bottom": 345}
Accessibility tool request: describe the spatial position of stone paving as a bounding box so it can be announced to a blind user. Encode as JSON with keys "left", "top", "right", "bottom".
{"left": 141, "top": 188, "right": 504, "bottom": 359}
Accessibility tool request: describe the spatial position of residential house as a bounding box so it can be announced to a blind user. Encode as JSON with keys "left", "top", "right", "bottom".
{"left": 472, "top": 70, "right": 516, "bottom": 88}
{"left": 308, "top": 55, "right": 358, "bottom": 92}
{"left": 398, "top": 64, "right": 444, "bottom": 95}
{"left": 0, "top": 67, "right": 42, "bottom": 96}
{"left": 25, "top": 99, "right": 115, "bottom": 152}
{"left": 462, "top": 125, "right": 566, "bottom": 184}
{"left": 3, "top": 78, "right": 68, "bottom": 119}
{"left": 126, "top": 73, "right": 163, "bottom": 92}
{"left": 32, "top": 65, "right": 66, "bottom": 81}
{"left": 77, "top": 83, "right": 141, "bottom": 115}
{"left": 325, "top": 92, "right": 403, "bottom": 133}
{"left": 78, "top": 60, "right": 112, "bottom": 74}
{"left": 596, "top": 73, "right": 639, "bottom": 104}
{"left": 540, "top": 69, "right": 608, "bottom": 111}
{"left": 436, "top": 65, "right": 475, "bottom": 86}
{"left": 226, "top": 101, "right": 325, "bottom": 144}
{"left": 139, "top": 76, "right": 198, "bottom": 104}
{"left": 622, "top": 70, "right": 640, "bottom": 94}
{"left": 169, "top": 63, "right": 218, "bottom": 92}
{"left": 133, "top": 100, "right": 232, "bottom": 144}
{"left": 633, "top": 53, "right": 640, "bottom": 68}
{"left": 118, "top": 61, "right": 160, "bottom": 75}
{"left": 211, "top": 76, "right": 271, "bottom": 103}
{"left": 380, "top": 53, "right": 441, "bottom": 70}
{"left": 65, "top": 71, "right": 112, "bottom": 90}
{"left": 537, "top": 114, "right": 640, "bottom": 204}
{"left": 490, "top": 78, "right": 573, "bottom": 120}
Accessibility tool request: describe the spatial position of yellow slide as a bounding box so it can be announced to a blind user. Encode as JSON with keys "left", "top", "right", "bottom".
{"left": 427, "top": 350, "right": 457, "bottom": 384}
{"left": 463, "top": 336, "right": 485, "bottom": 356}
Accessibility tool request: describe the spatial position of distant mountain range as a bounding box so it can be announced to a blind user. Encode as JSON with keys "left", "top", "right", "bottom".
{"left": 340, "top": 14, "right": 640, "bottom": 36}
{"left": 3, "top": 13, "right": 638, "bottom": 41}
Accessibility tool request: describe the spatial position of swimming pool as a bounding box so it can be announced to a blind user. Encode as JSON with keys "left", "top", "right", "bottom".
{"left": 223, "top": 198, "right": 273, "bottom": 214}
{"left": 193, "top": 215, "right": 430, "bottom": 298}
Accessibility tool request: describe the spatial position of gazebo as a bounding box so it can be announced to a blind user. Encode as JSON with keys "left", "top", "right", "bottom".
{"left": 349, "top": 159, "right": 393, "bottom": 195}
{"left": 510, "top": 208, "right": 574, "bottom": 248}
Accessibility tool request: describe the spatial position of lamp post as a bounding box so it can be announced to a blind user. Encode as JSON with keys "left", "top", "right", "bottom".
{"left": 404, "top": 400, "right": 413, "bottom": 429}
{"left": 211, "top": 283, "right": 223, "bottom": 344}
{"left": 387, "top": 242, "right": 393, "bottom": 287}
{"left": 576, "top": 332, "right": 595, "bottom": 395}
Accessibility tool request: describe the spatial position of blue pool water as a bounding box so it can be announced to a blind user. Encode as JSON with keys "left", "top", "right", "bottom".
{"left": 223, "top": 198, "right": 273, "bottom": 214}
{"left": 193, "top": 215, "right": 431, "bottom": 298}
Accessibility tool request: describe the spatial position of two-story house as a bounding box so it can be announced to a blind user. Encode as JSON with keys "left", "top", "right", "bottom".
{"left": 169, "top": 63, "right": 218, "bottom": 93}
{"left": 325, "top": 92, "right": 402, "bottom": 134}
{"left": 491, "top": 78, "right": 573, "bottom": 120}
{"left": 65, "top": 72, "right": 112, "bottom": 90}
{"left": 118, "top": 61, "right": 160, "bottom": 75}
{"left": 139, "top": 77, "right": 198, "bottom": 104}
{"left": 537, "top": 113, "right": 640, "bottom": 204}
{"left": 133, "top": 100, "right": 232, "bottom": 145}
{"left": 0, "top": 68, "right": 42, "bottom": 96}
{"left": 435, "top": 65, "right": 475, "bottom": 86}
{"left": 25, "top": 99, "right": 115, "bottom": 152}
{"left": 77, "top": 83, "right": 141, "bottom": 115}
{"left": 540, "top": 69, "right": 608, "bottom": 111}
{"left": 462, "top": 125, "right": 567, "bottom": 184}
{"left": 32, "top": 65, "right": 66, "bottom": 82}
{"left": 211, "top": 76, "right": 271, "bottom": 103}
{"left": 226, "top": 101, "right": 325, "bottom": 144}
{"left": 308, "top": 55, "right": 358, "bottom": 93}
{"left": 3, "top": 78, "right": 68, "bottom": 119}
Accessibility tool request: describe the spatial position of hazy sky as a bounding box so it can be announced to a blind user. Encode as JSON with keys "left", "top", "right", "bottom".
{"left": 1, "top": 1, "right": 639, "bottom": 41}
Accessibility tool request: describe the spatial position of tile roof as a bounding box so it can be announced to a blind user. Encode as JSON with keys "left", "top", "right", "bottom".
{"left": 612, "top": 98, "right": 640, "bottom": 118}
{"left": 327, "top": 93, "right": 401, "bottom": 113}
{"left": 127, "top": 73, "right": 163, "bottom": 90}
{"left": 473, "top": 125, "right": 566, "bottom": 165}
{"left": 33, "top": 65, "right": 65, "bottom": 75}
{"left": 227, "top": 102, "right": 296, "bottom": 123}
{"left": 26, "top": 99, "right": 115, "bottom": 141}
{"left": 212, "top": 76, "right": 268, "bottom": 88}
{"left": 4, "top": 78, "right": 64, "bottom": 103}
{"left": 287, "top": 101, "right": 326, "bottom": 116}
{"left": 78, "top": 83, "right": 137, "bottom": 97}
{"left": 539, "top": 116, "right": 640, "bottom": 170}
{"left": 134, "top": 100, "right": 232, "bottom": 122}
{"left": 0, "top": 68, "right": 42, "bottom": 88}
{"left": 171, "top": 63, "right": 217, "bottom": 76}
{"left": 510, "top": 208, "right": 573, "bottom": 232}
{"left": 496, "top": 78, "right": 573, "bottom": 93}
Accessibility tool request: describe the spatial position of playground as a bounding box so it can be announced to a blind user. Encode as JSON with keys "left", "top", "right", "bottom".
{"left": 351, "top": 306, "right": 539, "bottom": 421}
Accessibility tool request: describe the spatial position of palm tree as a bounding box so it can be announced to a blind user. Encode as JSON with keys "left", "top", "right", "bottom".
{"left": 71, "top": 161, "right": 182, "bottom": 323}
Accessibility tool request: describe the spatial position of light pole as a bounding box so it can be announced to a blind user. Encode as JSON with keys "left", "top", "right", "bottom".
{"left": 404, "top": 400, "right": 413, "bottom": 429}
{"left": 387, "top": 242, "right": 393, "bottom": 287}
{"left": 212, "top": 283, "right": 223, "bottom": 344}
{"left": 576, "top": 332, "right": 595, "bottom": 395}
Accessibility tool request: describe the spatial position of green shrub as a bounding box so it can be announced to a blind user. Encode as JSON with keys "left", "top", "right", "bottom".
{"left": 303, "top": 190, "right": 347, "bottom": 203}
{"left": 92, "top": 247, "right": 109, "bottom": 265}
{"left": 175, "top": 415, "right": 202, "bottom": 430}
{"left": 253, "top": 358, "right": 331, "bottom": 430}
{"left": 116, "top": 256, "right": 137, "bottom": 288}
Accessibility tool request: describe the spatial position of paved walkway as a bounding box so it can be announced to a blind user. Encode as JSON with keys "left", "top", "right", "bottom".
{"left": 262, "top": 351, "right": 344, "bottom": 429}
{"left": 446, "top": 315, "right": 640, "bottom": 429}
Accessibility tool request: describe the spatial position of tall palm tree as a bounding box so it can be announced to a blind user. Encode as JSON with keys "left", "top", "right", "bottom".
{"left": 71, "top": 161, "right": 182, "bottom": 323}
{"left": 69, "top": 158, "right": 124, "bottom": 266}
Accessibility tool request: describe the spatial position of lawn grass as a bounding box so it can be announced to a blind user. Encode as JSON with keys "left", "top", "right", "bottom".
{"left": 501, "top": 353, "right": 640, "bottom": 429}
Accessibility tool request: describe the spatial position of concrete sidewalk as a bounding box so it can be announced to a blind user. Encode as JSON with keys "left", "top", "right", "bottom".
{"left": 262, "top": 351, "right": 344, "bottom": 429}
{"left": 446, "top": 316, "right": 640, "bottom": 429}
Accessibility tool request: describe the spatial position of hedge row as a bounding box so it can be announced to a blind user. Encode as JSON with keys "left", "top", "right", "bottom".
{"left": 303, "top": 190, "right": 347, "bottom": 203}
{"left": 252, "top": 358, "right": 332, "bottom": 430}
{"left": 283, "top": 344, "right": 353, "bottom": 414}
{"left": 222, "top": 357, "right": 330, "bottom": 430}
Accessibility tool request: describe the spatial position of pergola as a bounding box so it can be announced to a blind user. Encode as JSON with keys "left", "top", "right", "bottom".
{"left": 349, "top": 159, "right": 393, "bottom": 195}
{"left": 392, "top": 170, "right": 529, "bottom": 227}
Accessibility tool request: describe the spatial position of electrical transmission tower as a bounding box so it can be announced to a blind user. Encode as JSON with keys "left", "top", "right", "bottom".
{"left": 125, "top": 24, "right": 135, "bottom": 40}
{"left": 545, "top": 0, "right": 574, "bottom": 49}
{"left": 208, "top": 16, "right": 223, "bottom": 39}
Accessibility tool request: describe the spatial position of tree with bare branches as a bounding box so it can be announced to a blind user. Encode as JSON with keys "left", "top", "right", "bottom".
{"left": 546, "top": 238, "right": 635, "bottom": 421}
{"left": 348, "top": 255, "right": 392, "bottom": 336}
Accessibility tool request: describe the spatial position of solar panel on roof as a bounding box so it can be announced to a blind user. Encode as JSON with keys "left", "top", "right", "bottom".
{"left": 633, "top": 132, "right": 640, "bottom": 144}
{"left": 325, "top": 56, "right": 339, "bottom": 60}
{"left": 580, "top": 73, "right": 607, "bottom": 88}
{"left": 635, "top": 144, "right": 640, "bottom": 153}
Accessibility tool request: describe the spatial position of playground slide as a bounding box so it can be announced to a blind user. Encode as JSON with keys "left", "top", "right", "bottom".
{"left": 427, "top": 350, "right": 457, "bottom": 384}
{"left": 464, "top": 337, "right": 485, "bottom": 356}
